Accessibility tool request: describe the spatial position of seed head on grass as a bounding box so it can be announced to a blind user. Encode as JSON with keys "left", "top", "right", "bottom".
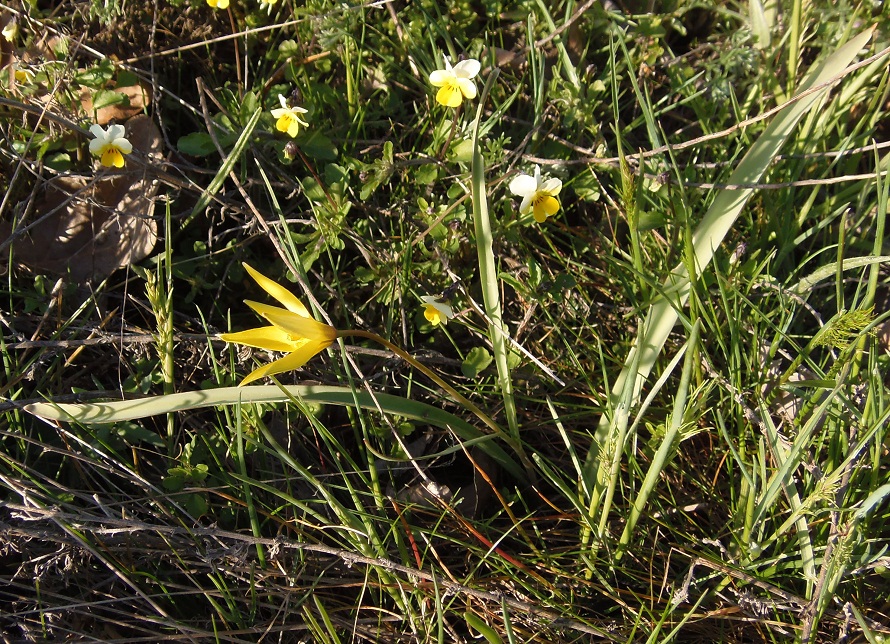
{"left": 509, "top": 165, "right": 563, "bottom": 223}
{"left": 88, "top": 124, "right": 132, "bottom": 168}
{"left": 428, "top": 55, "right": 481, "bottom": 108}
{"left": 219, "top": 264, "right": 337, "bottom": 385}
{"left": 271, "top": 93, "right": 309, "bottom": 137}
{"left": 420, "top": 296, "right": 453, "bottom": 326}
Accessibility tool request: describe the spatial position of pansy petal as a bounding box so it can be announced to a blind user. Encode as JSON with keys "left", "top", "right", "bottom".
{"left": 533, "top": 195, "right": 560, "bottom": 222}
{"left": 88, "top": 138, "right": 105, "bottom": 154}
{"left": 519, "top": 195, "right": 533, "bottom": 214}
{"left": 219, "top": 325, "right": 303, "bottom": 352}
{"left": 453, "top": 59, "right": 481, "bottom": 79}
{"left": 435, "top": 85, "right": 463, "bottom": 107}
{"left": 541, "top": 177, "right": 562, "bottom": 195}
{"left": 89, "top": 124, "right": 107, "bottom": 139}
{"left": 107, "top": 124, "right": 127, "bottom": 140}
{"left": 455, "top": 77, "right": 477, "bottom": 99}
{"left": 428, "top": 69, "right": 451, "bottom": 87}
{"left": 114, "top": 138, "right": 133, "bottom": 154}
{"left": 278, "top": 94, "right": 288, "bottom": 108}
{"left": 243, "top": 263, "right": 310, "bottom": 316}
{"left": 509, "top": 174, "right": 537, "bottom": 197}
{"left": 421, "top": 297, "right": 453, "bottom": 324}
{"left": 421, "top": 296, "right": 453, "bottom": 315}
{"left": 101, "top": 148, "right": 124, "bottom": 168}
{"left": 424, "top": 304, "right": 443, "bottom": 326}
{"left": 276, "top": 115, "right": 292, "bottom": 133}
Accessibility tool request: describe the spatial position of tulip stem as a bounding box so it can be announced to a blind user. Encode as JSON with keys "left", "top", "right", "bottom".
{"left": 338, "top": 329, "right": 534, "bottom": 477}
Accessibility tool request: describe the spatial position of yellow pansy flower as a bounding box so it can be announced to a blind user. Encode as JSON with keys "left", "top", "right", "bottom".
{"left": 509, "top": 165, "right": 563, "bottom": 223}
{"left": 206, "top": 0, "right": 230, "bottom": 9}
{"left": 88, "top": 124, "right": 133, "bottom": 168}
{"left": 270, "top": 94, "right": 309, "bottom": 138}
{"left": 421, "top": 296, "right": 454, "bottom": 326}
{"left": 428, "top": 55, "right": 481, "bottom": 108}
{"left": 219, "top": 264, "right": 338, "bottom": 385}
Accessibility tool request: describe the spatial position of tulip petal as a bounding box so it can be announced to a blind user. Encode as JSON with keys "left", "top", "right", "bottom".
{"left": 243, "top": 263, "right": 311, "bottom": 316}
{"left": 246, "top": 301, "right": 337, "bottom": 342}
{"left": 219, "top": 325, "right": 303, "bottom": 352}
{"left": 239, "top": 341, "right": 328, "bottom": 385}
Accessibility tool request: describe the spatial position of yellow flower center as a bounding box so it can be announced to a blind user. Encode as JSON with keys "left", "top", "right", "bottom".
{"left": 100, "top": 145, "right": 126, "bottom": 168}
{"left": 531, "top": 192, "right": 560, "bottom": 222}
{"left": 423, "top": 304, "right": 443, "bottom": 326}
{"left": 435, "top": 80, "right": 464, "bottom": 108}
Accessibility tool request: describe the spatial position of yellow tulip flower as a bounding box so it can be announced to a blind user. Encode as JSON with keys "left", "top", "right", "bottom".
{"left": 220, "top": 264, "right": 337, "bottom": 385}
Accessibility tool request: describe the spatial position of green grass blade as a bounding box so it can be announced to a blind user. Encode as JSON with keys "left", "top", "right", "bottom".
{"left": 188, "top": 106, "right": 262, "bottom": 222}
{"left": 615, "top": 321, "right": 700, "bottom": 561}
{"left": 584, "top": 26, "right": 878, "bottom": 485}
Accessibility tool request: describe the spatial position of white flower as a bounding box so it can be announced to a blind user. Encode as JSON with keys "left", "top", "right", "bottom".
{"left": 420, "top": 296, "right": 454, "bottom": 326}
{"left": 508, "top": 165, "right": 563, "bottom": 223}
{"left": 428, "top": 56, "right": 481, "bottom": 108}
{"left": 88, "top": 124, "right": 133, "bottom": 168}
{"left": 270, "top": 94, "right": 309, "bottom": 138}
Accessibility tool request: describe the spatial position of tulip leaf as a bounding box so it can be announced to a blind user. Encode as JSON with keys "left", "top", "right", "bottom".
{"left": 25, "top": 385, "right": 525, "bottom": 481}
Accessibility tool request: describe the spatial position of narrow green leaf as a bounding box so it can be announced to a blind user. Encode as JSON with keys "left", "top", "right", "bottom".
{"left": 189, "top": 106, "right": 263, "bottom": 221}
{"left": 26, "top": 385, "right": 525, "bottom": 480}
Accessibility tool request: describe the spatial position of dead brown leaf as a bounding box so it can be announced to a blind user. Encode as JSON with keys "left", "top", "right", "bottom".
{"left": 80, "top": 80, "right": 151, "bottom": 124}
{"left": 1, "top": 115, "right": 163, "bottom": 283}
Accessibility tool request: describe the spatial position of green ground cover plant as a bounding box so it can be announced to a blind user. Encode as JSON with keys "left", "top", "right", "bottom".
{"left": 1, "top": 0, "right": 889, "bottom": 640}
